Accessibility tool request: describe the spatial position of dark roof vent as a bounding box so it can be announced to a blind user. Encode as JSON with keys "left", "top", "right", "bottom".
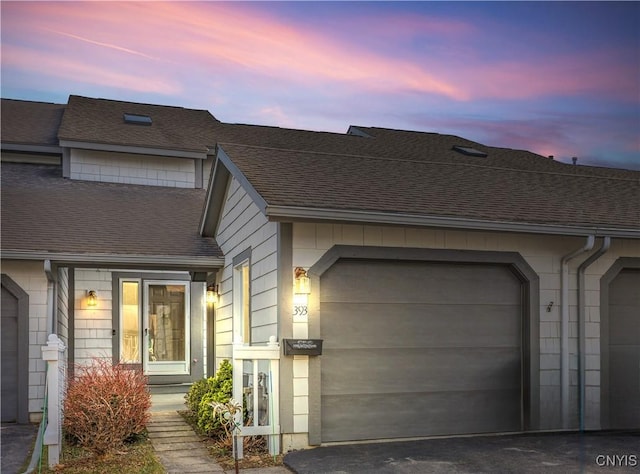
{"left": 452, "top": 145, "right": 487, "bottom": 157}
{"left": 123, "top": 113, "right": 152, "bottom": 125}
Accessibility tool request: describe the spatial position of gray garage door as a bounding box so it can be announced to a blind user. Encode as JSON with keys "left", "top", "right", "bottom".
{"left": 1, "top": 285, "right": 19, "bottom": 423}
{"left": 608, "top": 268, "right": 640, "bottom": 429}
{"left": 320, "top": 259, "right": 523, "bottom": 442}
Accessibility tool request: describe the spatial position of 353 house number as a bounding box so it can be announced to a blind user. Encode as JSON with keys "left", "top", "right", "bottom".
{"left": 293, "top": 305, "right": 308, "bottom": 316}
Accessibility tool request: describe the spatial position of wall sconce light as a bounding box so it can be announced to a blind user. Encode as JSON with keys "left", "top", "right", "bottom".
{"left": 294, "top": 267, "right": 311, "bottom": 295}
{"left": 87, "top": 290, "right": 98, "bottom": 307}
{"left": 206, "top": 284, "right": 219, "bottom": 305}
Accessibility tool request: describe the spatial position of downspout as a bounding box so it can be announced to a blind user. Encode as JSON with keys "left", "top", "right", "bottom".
{"left": 560, "top": 235, "right": 594, "bottom": 429}
{"left": 44, "top": 260, "right": 57, "bottom": 335}
{"left": 577, "top": 236, "right": 610, "bottom": 432}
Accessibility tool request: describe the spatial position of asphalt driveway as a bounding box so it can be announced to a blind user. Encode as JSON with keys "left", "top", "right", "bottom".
{"left": 1, "top": 423, "right": 39, "bottom": 474}
{"left": 284, "top": 432, "right": 639, "bottom": 473}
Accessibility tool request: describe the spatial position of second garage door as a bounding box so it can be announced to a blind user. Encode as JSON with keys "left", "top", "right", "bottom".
{"left": 320, "top": 258, "right": 524, "bottom": 442}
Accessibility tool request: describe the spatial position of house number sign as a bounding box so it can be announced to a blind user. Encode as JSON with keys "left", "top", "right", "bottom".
{"left": 293, "top": 305, "right": 308, "bottom": 317}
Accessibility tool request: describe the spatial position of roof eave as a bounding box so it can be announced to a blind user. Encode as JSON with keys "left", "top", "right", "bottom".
{"left": 58, "top": 139, "right": 211, "bottom": 160}
{"left": 1, "top": 250, "right": 224, "bottom": 269}
{"left": 264, "top": 205, "right": 640, "bottom": 239}
{"left": 1, "top": 143, "right": 62, "bottom": 154}
{"left": 200, "top": 145, "right": 269, "bottom": 237}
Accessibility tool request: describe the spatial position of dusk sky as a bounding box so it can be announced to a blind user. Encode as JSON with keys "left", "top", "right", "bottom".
{"left": 2, "top": 1, "right": 639, "bottom": 169}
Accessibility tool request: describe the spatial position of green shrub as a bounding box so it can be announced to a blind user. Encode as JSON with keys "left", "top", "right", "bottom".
{"left": 185, "top": 359, "right": 233, "bottom": 437}
{"left": 185, "top": 377, "right": 209, "bottom": 414}
{"left": 63, "top": 358, "right": 151, "bottom": 455}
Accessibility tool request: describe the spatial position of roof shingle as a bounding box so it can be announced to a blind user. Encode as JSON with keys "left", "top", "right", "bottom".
{"left": 1, "top": 163, "right": 221, "bottom": 260}
{"left": 57, "top": 95, "right": 220, "bottom": 154}
{"left": 216, "top": 130, "right": 640, "bottom": 232}
{"left": 1, "top": 98, "right": 66, "bottom": 147}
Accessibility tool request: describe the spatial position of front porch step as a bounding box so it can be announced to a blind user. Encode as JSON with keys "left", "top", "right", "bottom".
{"left": 149, "top": 383, "right": 192, "bottom": 394}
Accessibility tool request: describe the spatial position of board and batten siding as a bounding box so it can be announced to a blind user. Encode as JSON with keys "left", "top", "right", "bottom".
{"left": 69, "top": 149, "right": 196, "bottom": 188}
{"left": 215, "top": 177, "right": 279, "bottom": 364}
{"left": 290, "top": 222, "right": 640, "bottom": 437}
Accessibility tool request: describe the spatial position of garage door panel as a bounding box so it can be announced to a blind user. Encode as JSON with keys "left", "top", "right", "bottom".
{"left": 608, "top": 270, "right": 640, "bottom": 306}
{"left": 322, "top": 261, "right": 521, "bottom": 306}
{"left": 322, "top": 347, "right": 521, "bottom": 395}
{"left": 320, "top": 258, "right": 523, "bottom": 442}
{"left": 607, "top": 268, "right": 640, "bottom": 430}
{"left": 1, "top": 286, "right": 19, "bottom": 422}
{"left": 609, "top": 305, "right": 640, "bottom": 345}
{"left": 322, "top": 389, "right": 522, "bottom": 442}
{"left": 321, "top": 302, "right": 521, "bottom": 349}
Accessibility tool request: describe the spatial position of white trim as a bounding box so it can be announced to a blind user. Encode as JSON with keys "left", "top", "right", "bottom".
{"left": 265, "top": 205, "right": 640, "bottom": 239}
{"left": 143, "top": 280, "right": 191, "bottom": 375}
{"left": 59, "top": 139, "right": 211, "bottom": 160}
{"left": 1, "top": 143, "right": 62, "bottom": 154}
{"left": 1, "top": 250, "right": 224, "bottom": 268}
{"left": 233, "top": 260, "right": 251, "bottom": 344}
{"left": 119, "top": 278, "right": 142, "bottom": 364}
{"left": 217, "top": 147, "right": 269, "bottom": 214}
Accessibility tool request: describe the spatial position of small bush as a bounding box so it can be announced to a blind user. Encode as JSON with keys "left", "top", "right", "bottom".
{"left": 63, "top": 358, "right": 151, "bottom": 455}
{"left": 184, "top": 359, "right": 233, "bottom": 437}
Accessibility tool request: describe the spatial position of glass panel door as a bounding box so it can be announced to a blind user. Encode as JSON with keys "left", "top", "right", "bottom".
{"left": 120, "top": 280, "right": 141, "bottom": 363}
{"left": 144, "top": 281, "right": 190, "bottom": 375}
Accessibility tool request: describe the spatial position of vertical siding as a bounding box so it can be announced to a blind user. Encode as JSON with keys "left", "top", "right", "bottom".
{"left": 69, "top": 149, "right": 196, "bottom": 188}
{"left": 214, "top": 177, "right": 278, "bottom": 365}
{"left": 290, "top": 223, "right": 640, "bottom": 432}
{"left": 0, "top": 260, "right": 49, "bottom": 417}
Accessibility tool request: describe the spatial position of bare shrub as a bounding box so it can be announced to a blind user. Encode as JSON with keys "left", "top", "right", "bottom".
{"left": 63, "top": 358, "right": 151, "bottom": 456}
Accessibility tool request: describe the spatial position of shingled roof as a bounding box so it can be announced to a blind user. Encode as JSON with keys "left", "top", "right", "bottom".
{"left": 1, "top": 98, "right": 65, "bottom": 148}
{"left": 1, "top": 163, "right": 222, "bottom": 266}
{"left": 209, "top": 126, "right": 640, "bottom": 237}
{"left": 57, "top": 95, "right": 220, "bottom": 157}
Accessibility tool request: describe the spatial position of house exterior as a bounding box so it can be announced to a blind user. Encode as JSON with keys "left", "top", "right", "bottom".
{"left": 200, "top": 125, "right": 640, "bottom": 449}
{"left": 2, "top": 95, "right": 639, "bottom": 452}
{"left": 1, "top": 96, "right": 223, "bottom": 423}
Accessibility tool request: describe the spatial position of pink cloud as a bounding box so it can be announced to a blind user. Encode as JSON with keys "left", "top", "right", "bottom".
{"left": 2, "top": 44, "right": 181, "bottom": 95}
{"left": 2, "top": 2, "right": 636, "bottom": 104}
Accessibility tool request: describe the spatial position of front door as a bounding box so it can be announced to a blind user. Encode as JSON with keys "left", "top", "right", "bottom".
{"left": 119, "top": 278, "right": 190, "bottom": 375}
{"left": 144, "top": 281, "right": 190, "bottom": 375}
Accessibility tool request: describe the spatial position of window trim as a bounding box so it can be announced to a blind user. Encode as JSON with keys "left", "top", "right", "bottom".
{"left": 233, "top": 248, "right": 252, "bottom": 345}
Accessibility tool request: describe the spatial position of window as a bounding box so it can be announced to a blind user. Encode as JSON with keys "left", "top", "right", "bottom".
{"left": 120, "top": 280, "right": 141, "bottom": 363}
{"left": 233, "top": 258, "right": 251, "bottom": 344}
{"left": 123, "top": 113, "right": 152, "bottom": 125}
{"left": 452, "top": 145, "right": 487, "bottom": 157}
{"left": 118, "top": 277, "right": 190, "bottom": 375}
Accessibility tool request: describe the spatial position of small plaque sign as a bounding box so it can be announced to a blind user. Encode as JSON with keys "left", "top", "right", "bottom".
{"left": 283, "top": 339, "right": 323, "bottom": 356}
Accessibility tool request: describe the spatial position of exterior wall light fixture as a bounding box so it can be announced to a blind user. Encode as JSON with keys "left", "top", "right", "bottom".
{"left": 87, "top": 290, "right": 98, "bottom": 307}
{"left": 294, "top": 267, "right": 311, "bottom": 295}
{"left": 206, "top": 284, "right": 219, "bottom": 305}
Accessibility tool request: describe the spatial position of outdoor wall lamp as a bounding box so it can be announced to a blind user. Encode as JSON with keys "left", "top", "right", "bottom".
{"left": 294, "top": 267, "right": 311, "bottom": 295}
{"left": 87, "top": 290, "right": 98, "bottom": 307}
{"left": 206, "top": 284, "right": 219, "bottom": 305}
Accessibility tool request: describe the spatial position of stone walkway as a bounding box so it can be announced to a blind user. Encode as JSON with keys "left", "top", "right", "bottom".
{"left": 147, "top": 411, "right": 224, "bottom": 473}
{"left": 148, "top": 411, "right": 291, "bottom": 474}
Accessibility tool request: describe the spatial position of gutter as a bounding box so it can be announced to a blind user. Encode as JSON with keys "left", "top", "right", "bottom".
{"left": 577, "top": 236, "right": 611, "bottom": 431}
{"left": 264, "top": 206, "right": 640, "bottom": 239}
{"left": 2, "top": 250, "right": 224, "bottom": 269}
{"left": 560, "top": 235, "right": 595, "bottom": 429}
